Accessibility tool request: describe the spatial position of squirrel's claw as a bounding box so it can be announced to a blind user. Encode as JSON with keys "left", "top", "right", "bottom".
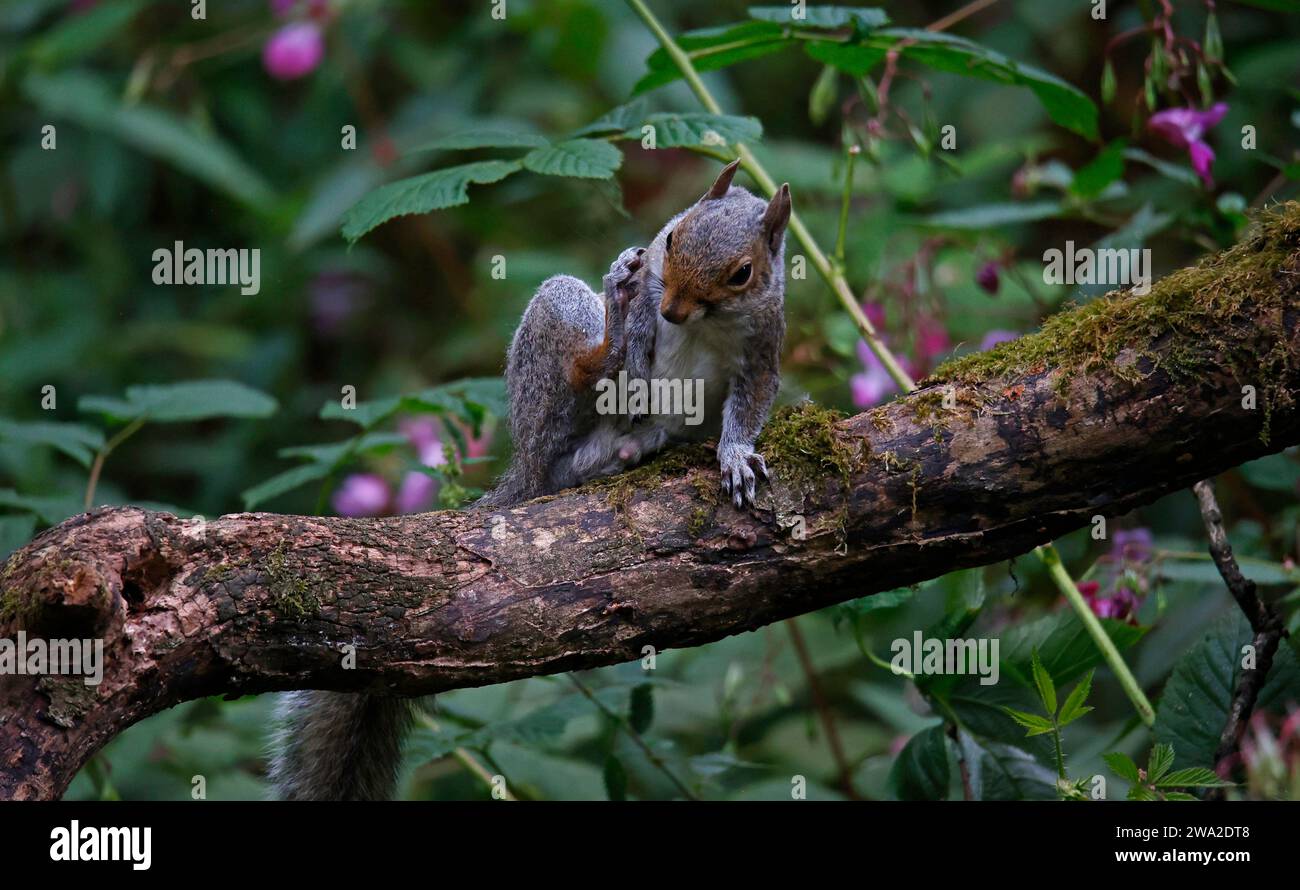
{"left": 719, "top": 446, "right": 766, "bottom": 509}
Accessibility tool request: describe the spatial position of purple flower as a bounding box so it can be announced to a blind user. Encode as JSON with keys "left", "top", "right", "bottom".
{"left": 262, "top": 22, "right": 325, "bottom": 81}
{"left": 915, "top": 316, "right": 951, "bottom": 364}
{"left": 394, "top": 471, "right": 437, "bottom": 514}
{"left": 1148, "top": 103, "right": 1228, "bottom": 189}
{"left": 851, "top": 338, "right": 901, "bottom": 408}
{"left": 979, "top": 329, "right": 1017, "bottom": 351}
{"left": 976, "top": 261, "right": 1000, "bottom": 295}
{"left": 332, "top": 473, "right": 390, "bottom": 517}
{"left": 1079, "top": 580, "right": 1141, "bottom": 625}
{"left": 399, "top": 416, "right": 448, "bottom": 467}
{"left": 1111, "top": 527, "right": 1154, "bottom": 565}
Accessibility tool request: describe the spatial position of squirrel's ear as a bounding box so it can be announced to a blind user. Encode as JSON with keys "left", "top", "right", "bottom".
{"left": 762, "top": 183, "right": 792, "bottom": 252}
{"left": 703, "top": 159, "right": 741, "bottom": 200}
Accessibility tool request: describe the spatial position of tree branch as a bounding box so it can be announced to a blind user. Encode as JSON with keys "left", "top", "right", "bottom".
{"left": 2, "top": 205, "right": 1299, "bottom": 800}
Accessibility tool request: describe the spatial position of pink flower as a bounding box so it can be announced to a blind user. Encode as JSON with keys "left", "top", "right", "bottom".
{"left": 976, "top": 261, "right": 1000, "bottom": 295}
{"left": 262, "top": 22, "right": 325, "bottom": 81}
{"left": 915, "top": 316, "right": 951, "bottom": 364}
{"left": 1147, "top": 103, "right": 1228, "bottom": 189}
{"left": 395, "top": 471, "right": 437, "bottom": 514}
{"left": 332, "top": 473, "right": 391, "bottom": 517}
{"left": 399, "top": 416, "right": 448, "bottom": 467}
{"left": 1111, "top": 527, "right": 1154, "bottom": 565}
{"left": 1079, "top": 579, "right": 1141, "bottom": 625}
{"left": 852, "top": 338, "right": 901, "bottom": 408}
{"left": 979, "top": 329, "right": 1017, "bottom": 351}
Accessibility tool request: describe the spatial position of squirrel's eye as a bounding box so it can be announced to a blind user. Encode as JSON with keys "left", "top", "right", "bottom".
{"left": 728, "top": 262, "right": 752, "bottom": 286}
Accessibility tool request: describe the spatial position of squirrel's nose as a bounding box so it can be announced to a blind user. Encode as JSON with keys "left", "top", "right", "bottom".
{"left": 659, "top": 291, "right": 688, "bottom": 325}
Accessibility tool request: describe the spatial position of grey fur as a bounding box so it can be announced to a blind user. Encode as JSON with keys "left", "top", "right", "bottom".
{"left": 268, "top": 690, "right": 414, "bottom": 800}
{"left": 267, "top": 166, "right": 789, "bottom": 801}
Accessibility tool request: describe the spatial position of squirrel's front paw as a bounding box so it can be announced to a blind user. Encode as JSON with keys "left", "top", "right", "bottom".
{"left": 718, "top": 444, "right": 769, "bottom": 509}
{"left": 603, "top": 247, "right": 646, "bottom": 312}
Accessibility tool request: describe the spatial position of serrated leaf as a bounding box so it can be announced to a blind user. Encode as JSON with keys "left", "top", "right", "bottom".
{"left": 414, "top": 130, "right": 548, "bottom": 152}
{"left": 1058, "top": 669, "right": 1094, "bottom": 726}
{"left": 23, "top": 71, "right": 275, "bottom": 209}
{"left": 627, "top": 113, "right": 762, "bottom": 148}
{"left": 748, "top": 5, "right": 890, "bottom": 30}
{"left": 1030, "top": 649, "right": 1057, "bottom": 716}
{"left": 1003, "top": 707, "right": 1056, "bottom": 737}
{"left": 522, "top": 139, "right": 622, "bottom": 179}
{"left": 603, "top": 755, "right": 628, "bottom": 801}
{"left": 958, "top": 732, "right": 1057, "bottom": 800}
{"left": 78, "top": 380, "right": 277, "bottom": 424}
{"left": 570, "top": 99, "right": 650, "bottom": 137}
{"left": 634, "top": 21, "right": 789, "bottom": 94}
{"left": 1103, "top": 751, "right": 1142, "bottom": 784}
{"left": 1158, "top": 767, "right": 1230, "bottom": 788}
{"left": 341, "top": 160, "right": 521, "bottom": 243}
{"left": 629, "top": 683, "right": 654, "bottom": 734}
{"left": 888, "top": 724, "right": 949, "bottom": 800}
{"left": 1147, "top": 742, "right": 1174, "bottom": 783}
{"left": 1155, "top": 609, "right": 1300, "bottom": 770}
{"left": 0, "top": 419, "right": 104, "bottom": 468}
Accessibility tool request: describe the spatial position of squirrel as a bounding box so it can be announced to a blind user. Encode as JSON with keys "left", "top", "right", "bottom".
{"left": 267, "top": 159, "right": 790, "bottom": 800}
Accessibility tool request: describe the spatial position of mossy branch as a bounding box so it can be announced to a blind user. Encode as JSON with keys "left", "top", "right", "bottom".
{"left": 1, "top": 204, "right": 1299, "bottom": 800}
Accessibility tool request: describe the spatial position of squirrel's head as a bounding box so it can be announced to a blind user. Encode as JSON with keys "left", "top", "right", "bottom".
{"left": 655, "top": 160, "right": 791, "bottom": 326}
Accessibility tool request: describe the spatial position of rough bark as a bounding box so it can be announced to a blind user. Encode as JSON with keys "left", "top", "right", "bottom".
{"left": 2, "top": 209, "right": 1299, "bottom": 800}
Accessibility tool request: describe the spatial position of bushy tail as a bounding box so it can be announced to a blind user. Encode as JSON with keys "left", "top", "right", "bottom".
{"left": 269, "top": 691, "right": 414, "bottom": 800}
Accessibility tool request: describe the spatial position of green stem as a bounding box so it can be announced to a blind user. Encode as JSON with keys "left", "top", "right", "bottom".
{"left": 623, "top": 0, "right": 916, "bottom": 392}
{"left": 568, "top": 674, "right": 700, "bottom": 801}
{"left": 835, "top": 145, "right": 859, "bottom": 266}
{"left": 84, "top": 416, "right": 147, "bottom": 511}
{"left": 1036, "top": 544, "right": 1156, "bottom": 727}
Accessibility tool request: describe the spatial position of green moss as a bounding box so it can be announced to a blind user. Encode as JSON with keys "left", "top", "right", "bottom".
{"left": 264, "top": 542, "right": 320, "bottom": 619}
{"left": 928, "top": 202, "right": 1300, "bottom": 436}
{"left": 757, "top": 401, "right": 868, "bottom": 493}
{"left": 38, "top": 675, "right": 98, "bottom": 729}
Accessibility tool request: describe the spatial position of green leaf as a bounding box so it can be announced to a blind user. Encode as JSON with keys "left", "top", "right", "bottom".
{"left": 413, "top": 130, "right": 549, "bottom": 151}
{"left": 78, "top": 380, "right": 277, "bottom": 424}
{"left": 0, "top": 514, "right": 37, "bottom": 560}
{"left": 1147, "top": 742, "right": 1175, "bottom": 784}
{"left": 23, "top": 71, "right": 275, "bottom": 209}
{"left": 1002, "top": 707, "right": 1056, "bottom": 737}
{"left": 813, "top": 29, "right": 1099, "bottom": 139}
{"left": 278, "top": 432, "right": 410, "bottom": 468}
{"left": 1237, "top": 452, "right": 1300, "bottom": 493}
{"left": 1057, "top": 669, "right": 1094, "bottom": 726}
{"left": 888, "top": 724, "right": 949, "bottom": 800}
{"left": 522, "top": 139, "right": 622, "bottom": 179}
{"left": 1122, "top": 147, "right": 1202, "bottom": 187}
{"left": 0, "top": 419, "right": 104, "bottom": 468}
{"left": 921, "top": 201, "right": 1065, "bottom": 229}
{"left": 1154, "top": 609, "right": 1300, "bottom": 770}
{"left": 1101, "top": 59, "right": 1116, "bottom": 105}
{"left": 27, "top": 0, "right": 146, "bottom": 67}
{"left": 1156, "top": 555, "right": 1295, "bottom": 586}
{"left": 999, "top": 612, "right": 1147, "bottom": 689}
{"left": 1158, "top": 767, "right": 1230, "bottom": 788}
{"left": 1103, "top": 751, "right": 1142, "bottom": 784}
{"left": 0, "top": 489, "right": 83, "bottom": 526}
{"left": 341, "top": 160, "right": 522, "bottom": 243}
{"left": 627, "top": 113, "right": 762, "bottom": 148}
{"left": 957, "top": 733, "right": 1057, "bottom": 800}
{"left": 634, "top": 21, "right": 789, "bottom": 94}
{"left": 570, "top": 99, "right": 650, "bottom": 137}
{"left": 748, "top": 5, "right": 890, "bottom": 30}
{"left": 809, "top": 64, "right": 839, "bottom": 125}
{"left": 1030, "top": 649, "right": 1057, "bottom": 716}
{"left": 1071, "top": 140, "right": 1127, "bottom": 199}
{"left": 240, "top": 463, "right": 331, "bottom": 511}
{"left": 603, "top": 755, "right": 629, "bottom": 801}
{"left": 804, "top": 41, "right": 888, "bottom": 76}
{"left": 629, "top": 684, "right": 654, "bottom": 734}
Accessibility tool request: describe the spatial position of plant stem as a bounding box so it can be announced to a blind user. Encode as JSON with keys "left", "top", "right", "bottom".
{"left": 623, "top": 0, "right": 916, "bottom": 392}
{"left": 568, "top": 674, "right": 700, "bottom": 800}
{"left": 835, "top": 145, "right": 859, "bottom": 266}
{"left": 1036, "top": 544, "right": 1156, "bottom": 727}
{"left": 84, "top": 417, "right": 146, "bottom": 511}
{"left": 416, "top": 712, "right": 516, "bottom": 799}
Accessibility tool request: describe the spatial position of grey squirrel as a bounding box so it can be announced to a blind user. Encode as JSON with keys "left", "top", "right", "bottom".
{"left": 268, "top": 160, "right": 790, "bottom": 800}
